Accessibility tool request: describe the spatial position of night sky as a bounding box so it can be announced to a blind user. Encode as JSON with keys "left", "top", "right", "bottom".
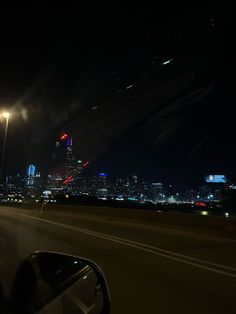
{"left": 0, "top": 3, "right": 235, "bottom": 189}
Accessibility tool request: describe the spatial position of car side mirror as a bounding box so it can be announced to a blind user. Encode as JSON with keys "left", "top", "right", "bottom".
{"left": 10, "top": 251, "right": 110, "bottom": 314}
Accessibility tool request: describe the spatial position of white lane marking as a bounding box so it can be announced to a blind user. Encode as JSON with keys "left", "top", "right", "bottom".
{"left": 8, "top": 212, "right": 236, "bottom": 279}
{"left": 16, "top": 213, "right": 236, "bottom": 271}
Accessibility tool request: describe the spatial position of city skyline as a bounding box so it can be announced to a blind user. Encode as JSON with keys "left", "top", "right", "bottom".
{"left": 2, "top": 127, "right": 233, "bottom": 191}
{"left": 3, "top": 156, "right": 230, "bottom": 193}
{"left": 2, "top": 158, "right": 227, "bottom": 203}
{"left": 2, "top": 129, "right": 231, "bottom": 194}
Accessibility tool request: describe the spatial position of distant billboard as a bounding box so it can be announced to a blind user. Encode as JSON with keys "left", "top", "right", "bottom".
{"left": 205, "top": 175, "right": 227, "bottom": 183}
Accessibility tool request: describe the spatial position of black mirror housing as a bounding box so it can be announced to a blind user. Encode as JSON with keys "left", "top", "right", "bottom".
{"left": 10, "top": 251, "right": 110, "bottom": 314}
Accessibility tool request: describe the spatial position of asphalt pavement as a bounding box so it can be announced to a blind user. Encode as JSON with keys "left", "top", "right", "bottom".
{"left": 1, "top": 206, "right": 236, "bottom": 314}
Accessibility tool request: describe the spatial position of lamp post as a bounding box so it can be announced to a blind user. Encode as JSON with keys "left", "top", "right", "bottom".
{"left": 0, "top": 112, "right": 10, "bottom": 182}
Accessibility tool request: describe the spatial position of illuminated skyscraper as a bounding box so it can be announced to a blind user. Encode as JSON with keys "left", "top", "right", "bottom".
{"left": 27, "top": 164, "right": 36, "bottom": 177}
{"left": 25, "top": 164, "right": 42, "bottom": 197}
{"left": 51, "top": 133, "right": 74, "bottom": 179}
{"left": 26, "top": 164, "right": 36, "bottom": 187}
{"left": 48, "top": 133, "right": 85, "bottom": 194}
{"left": 65, "top": 136, "right": 74, "bottom": 178}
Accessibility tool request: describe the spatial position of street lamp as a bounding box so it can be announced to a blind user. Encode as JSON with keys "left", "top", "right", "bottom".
{"left": 2, "top": 112, "right": 10, "bottom": 119}
{"left": 0, "top": 112, "right": 10, "bottom": 182}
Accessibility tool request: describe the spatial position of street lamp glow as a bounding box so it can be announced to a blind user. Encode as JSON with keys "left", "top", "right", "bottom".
{"left": 2, "top": 112, "right": 10, "bottom": 118}
{"left": 0, "top": 111, "right": 10, "bottom": 181}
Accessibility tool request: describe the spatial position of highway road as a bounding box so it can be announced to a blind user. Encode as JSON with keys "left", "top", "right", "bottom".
{"left": 1, "top": 206, "right": 236, "bottom": 314}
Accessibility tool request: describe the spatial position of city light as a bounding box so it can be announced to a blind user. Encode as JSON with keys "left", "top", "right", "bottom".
{"left": 66, "top": 136, "right": 72, "bottom": 147}
{"left": 201, "top": 211, "right": 208, "bottom": 216}
{"left": 60, "top": 133, "right": 68, "bottom": 140}
{"left": 225, "top": 212, "right": 229, "bottom": 218}
{"left": 195, "top": 202, "right": 207, "bottom": 207}
{"left": 99, "top": 172, "right": 108, "bottom": 177}
{"left": 82, "top": 161, "right": 89, "bottom": 168}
